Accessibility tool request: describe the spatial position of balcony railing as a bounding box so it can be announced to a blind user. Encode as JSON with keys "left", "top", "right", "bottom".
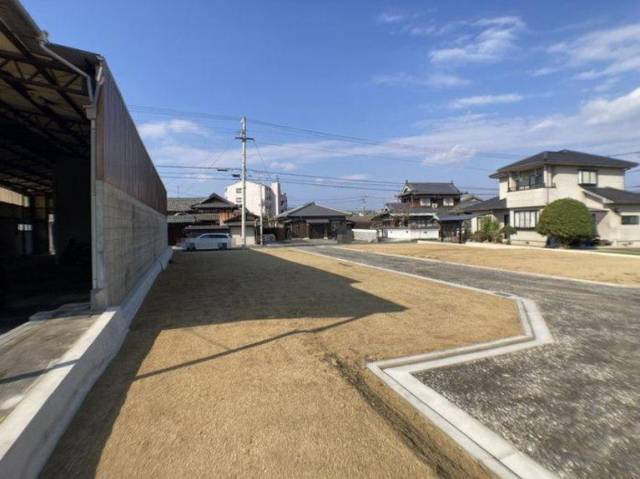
{"left": 508, "top": 183, "right": 546, "bottom": 192}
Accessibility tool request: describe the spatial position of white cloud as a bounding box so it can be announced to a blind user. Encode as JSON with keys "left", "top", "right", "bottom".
{"left": 270, "top": 161, "right": 297, "bottom": 171}
{"left": 137, "top": 119, "right": 204, "bottom": 139}
{"left": 372, "top": 72, "right": 469, "bottom": 88}
{"left": 426, "top": 145, "right": 477, "bottom": 165}
{"left": 449, "top": 93, "right": 523, "bottom": 109}
{"left": 430, "top": 16, "right": 524, "bottom": 64}
{"left": 376, "top": 11, "right": 411, "bottom": 25}
{"left": 582, "top": 87, "right": 640, "bottom": 125}
{"left": 531, "top": 66, "right": 560, "bottom": 77}
{"left": 148, "top": 87, "right": 640, "bottom": 183}
{"left": 427, "top": 73, "right": 470, "bottom": 87}
{"left": 547, "top": 23, "right": 640, "bottom": 79}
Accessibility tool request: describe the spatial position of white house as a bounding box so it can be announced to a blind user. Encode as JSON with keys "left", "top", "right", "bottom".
{"left": 465, "top": 150, "right": 640, "bottom": 246}
{"left": 224, "top": 180, "right": 287, "bottom": 220}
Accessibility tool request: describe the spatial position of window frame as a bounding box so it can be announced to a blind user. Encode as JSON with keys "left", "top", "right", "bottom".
{"left": 578, "top": 169, "right": 598, "bottom": 186}
{"left": 513, "top": 210, "right": 539, "bottom": 230}
{"left": 621, "top": 215, "right": 640, "bottom": 225}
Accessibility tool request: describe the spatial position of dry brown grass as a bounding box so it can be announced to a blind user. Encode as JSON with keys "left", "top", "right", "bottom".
{"left": 42, "top": 248, "right": 520, "bottom": 479}
{"left": 346, "top": 242, "right": 640, "bottom": 285}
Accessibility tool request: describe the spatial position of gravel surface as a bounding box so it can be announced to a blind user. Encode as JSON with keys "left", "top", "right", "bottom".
{"left": 313, "top": 245, "right": 640, "bottom": 479}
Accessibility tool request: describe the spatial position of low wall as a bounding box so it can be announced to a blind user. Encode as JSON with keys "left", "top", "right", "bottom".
{"left": 352, "top": 229, "right": 378, "bottom": 242}
{"left": 381, "top": 228, "right": 439, "bottom": 241}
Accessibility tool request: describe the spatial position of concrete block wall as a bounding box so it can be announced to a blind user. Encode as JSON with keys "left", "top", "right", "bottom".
{"left": 99, "top": 182, "right": 167, "bottom": 306}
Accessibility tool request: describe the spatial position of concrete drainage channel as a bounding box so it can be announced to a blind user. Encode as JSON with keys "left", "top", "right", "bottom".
{"left": 0, "top": 248, "right": 172, "bottom": 479}
{"left": 296, "top": 248, "right": 558, "bottom": 479}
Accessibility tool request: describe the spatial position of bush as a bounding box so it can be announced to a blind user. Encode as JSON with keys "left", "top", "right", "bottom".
{"left": 536, "top": 198, "right": 594, "bottom": 246}
{"left": 471, "top": 217, "right": 503, "bottom": 242}
{"left": 480, "top": 216, "right": 502, "bottom": 242}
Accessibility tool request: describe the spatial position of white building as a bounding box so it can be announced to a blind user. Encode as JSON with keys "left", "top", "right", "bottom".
{"left": 465, "top": 150, "right": 640, "bottom": 246}
{"left": 224, "top": 180, "right": 287, "bottom": 219}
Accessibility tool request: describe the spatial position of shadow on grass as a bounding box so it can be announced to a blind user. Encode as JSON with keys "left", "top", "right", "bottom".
{"left": 41, "top": 249, "right": 406, "bottom": 478}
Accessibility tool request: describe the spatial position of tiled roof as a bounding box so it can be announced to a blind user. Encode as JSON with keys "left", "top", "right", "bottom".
{"left": 277, "top": 202, "right": 350, "bottom": 219}
{"left": 383, "top": 203, "right": 452, "bottom": 217}
{"left": 490, "top": 150, "right": 637, "bottom": 178}
{"left": 196, "top": 192, "right": 237, "bottom": 209}
{"left": 399, "top": 182, "right": 461, "bottom": 196}
{"left": 582, "top": 186, "right": 640, "bottom": 205}
{"left": 167, "top": 197, "right": 205, "bottom": 213}
{"left": 463, "top": 196, "right": 507, "bottom": 212}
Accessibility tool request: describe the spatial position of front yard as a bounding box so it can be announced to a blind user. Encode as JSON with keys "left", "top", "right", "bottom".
{"left": 346, "top": 242, "right": 640, "bottom": 285}
{"left": 42, "top": 248, "right": 520, "bottom": 478}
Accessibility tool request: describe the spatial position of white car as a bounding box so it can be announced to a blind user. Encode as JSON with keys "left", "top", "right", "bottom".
{"left": 184, "top": 233, "right": 231, "bottom": 251}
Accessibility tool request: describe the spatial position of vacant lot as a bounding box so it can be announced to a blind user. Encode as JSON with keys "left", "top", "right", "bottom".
{"left": 346, "top": 242, "right": 640, "bottom": 285}
{"left": 43, "top": 248, "right": 519, "bottom": 478}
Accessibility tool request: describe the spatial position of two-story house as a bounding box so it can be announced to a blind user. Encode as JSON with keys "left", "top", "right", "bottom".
{"left": 465, "top": 150, "right": 640, "bottom": 246}
{"left": 375, "top": 182, "right": 463, "bottom": 240}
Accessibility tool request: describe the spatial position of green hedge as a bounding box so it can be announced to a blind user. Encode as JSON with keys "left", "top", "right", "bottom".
{"left": 536, "top": 198, "right": 594, "bottom": 246}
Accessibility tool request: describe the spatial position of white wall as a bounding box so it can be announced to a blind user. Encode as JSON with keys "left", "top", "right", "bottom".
{"left": 381, "top": 228, "right": 439, "bottom": 241}
{"left": 352, "top": 229, "right": 378, "bottom": 242}
{"left": 224, "top": 180, "right": 286, "bottom": 219}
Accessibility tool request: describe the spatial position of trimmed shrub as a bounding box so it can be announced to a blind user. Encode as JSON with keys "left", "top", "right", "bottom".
{"left": 536, "top": 198, "right": 594, "bottom": 246}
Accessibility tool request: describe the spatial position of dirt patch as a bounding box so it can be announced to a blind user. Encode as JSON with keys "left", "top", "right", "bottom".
{"left": 42, "top": 248, "right": 519, "bottom": 478}
{"left": 346, "top": 242, "right": 640, "bottom": 285}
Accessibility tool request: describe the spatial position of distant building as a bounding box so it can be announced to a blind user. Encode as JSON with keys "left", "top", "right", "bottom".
{"left": 374, "top": 182, "right": 463, "bottom": 240}
{"left": 224, "top": 180, "right": 287, "bottom": 219}
{"left": 167, "top": 193, "right": 238, "bottom": 245}
{"left": 277, "top": 202, "right": 350, "bottom": 239}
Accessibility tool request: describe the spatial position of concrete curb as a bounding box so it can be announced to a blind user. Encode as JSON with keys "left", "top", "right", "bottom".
{"left": 295, "top": 247, "right": 557, "bottom": 479}
{"left": 0, "top": 247, "right": 172, "bottom": 479}
{"left": 338, "top": 247, "right": 640, "bottom": 289}
{"left": 416, "top": 239, "right": 640, "bottom": 259}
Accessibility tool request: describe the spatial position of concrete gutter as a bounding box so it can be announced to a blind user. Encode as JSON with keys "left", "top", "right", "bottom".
{"left": 296, "top": 247, "right": 557, "bottom": 479}
{"left": 0, "top": 247, "right": 172, "bottom": 479}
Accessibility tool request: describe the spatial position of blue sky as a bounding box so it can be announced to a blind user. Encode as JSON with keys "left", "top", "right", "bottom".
{"left": 24, "top": 0, "right": 640, "bottom": 209}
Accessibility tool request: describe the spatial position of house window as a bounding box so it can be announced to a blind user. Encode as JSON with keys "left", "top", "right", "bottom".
{"left": 235, "top": 197, "right": 242, "bottom": 204}
{"left": 578, "top": 170, "right": 597, "bottom": 185}
{"left": 419, "top": 198, "right": 431, "bottom": 207}
{"left": 235, "top": 187, "right": 242, "bottom": 193}
{"left": 621, "top": 215, "right": 639, "bottom": 225}
{"left": 443, "top": 197, "right": 454, "bottom": 206}
{"left": 513, "top": 210, "right": 539, "bottom": 229}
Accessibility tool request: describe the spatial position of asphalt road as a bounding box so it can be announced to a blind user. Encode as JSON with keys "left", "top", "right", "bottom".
{"left": 312, "top": 245, "right": 640, "bottom": 478}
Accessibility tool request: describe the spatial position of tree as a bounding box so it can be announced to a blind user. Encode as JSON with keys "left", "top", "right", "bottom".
{"left": 536, "top": 198, "right": 594, "bottom": 246}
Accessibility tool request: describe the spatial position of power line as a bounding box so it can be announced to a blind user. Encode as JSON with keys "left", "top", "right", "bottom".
{"left": 156, "top": 164, "right": 499, "bottom": 191}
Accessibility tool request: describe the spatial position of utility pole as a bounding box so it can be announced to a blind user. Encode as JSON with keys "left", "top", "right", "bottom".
{"left": 259, "top": 195, "right": 264, "bottom": 245}
{"left": 235, "top": 116, "right": 253, "bottom": 247}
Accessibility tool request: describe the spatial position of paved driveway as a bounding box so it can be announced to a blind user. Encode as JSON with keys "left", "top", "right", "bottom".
{"left": 312, "top": 246, "right": 640, "bottom": 478}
